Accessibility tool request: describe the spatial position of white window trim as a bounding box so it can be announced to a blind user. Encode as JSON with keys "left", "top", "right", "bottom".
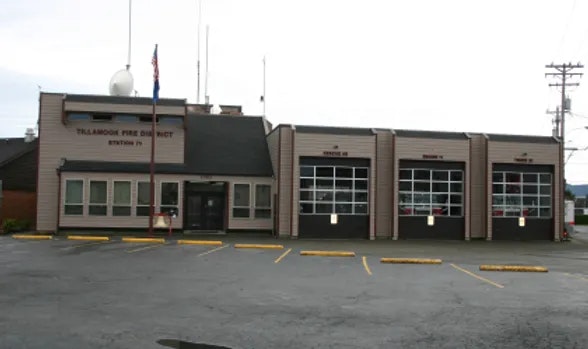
{"left": 112, "top": 180, "right": 132, "bottom": 216}
{"left": 160, "top": 181, "right": 180, "bottom": 215}
{"left": 254, "top": 184, "right": 272, "bottom": 219}
{"left": 136, "top": 180, "right": 154, "bottom": 217}
{"left": 64, "top": 178, "right": 85, "bottom": 216}
{"left": 232, "top": 183, "right": 251, "bottom": 219}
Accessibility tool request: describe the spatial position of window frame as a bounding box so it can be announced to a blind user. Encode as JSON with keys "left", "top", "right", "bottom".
{"left": 64, "top": 179, "right": 85, "bottom": 216}
{"left": 492, "top": 170, "right": 552, "bottom": 218}
{"left": 254, "top": 184, "right": 272, "bottom": 219}
{"left": 160, "top": 181, "right": 180, "bottom": 216}
{"left": 136, "top": 181, "right": 152, "bottom": 217}
{"left": 398, "top": 168, "right": 464, "bottom": 217}
{"left": 112, "top": 180, "right": 132, "bottom": 217}
{"left": 232, "top": 183, "right": 251, "bottom": 218}
{"left": 88, "top": 180, "right": 108, "bottom": 216}
{"left": 299, "top": 165, "right": 369, "bottom": 215}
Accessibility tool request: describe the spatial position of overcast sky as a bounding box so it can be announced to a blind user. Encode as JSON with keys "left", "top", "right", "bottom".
{"left": 1, "top": 0, "right": 588, "bottom": 183}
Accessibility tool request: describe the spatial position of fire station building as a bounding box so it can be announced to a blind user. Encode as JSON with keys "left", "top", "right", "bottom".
{"left": 36, "top": 92, "right": 563, "bottom": 241}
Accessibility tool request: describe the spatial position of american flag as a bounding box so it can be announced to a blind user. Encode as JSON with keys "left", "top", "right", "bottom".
{"left": 152, "top": 44, "right": 160, "bottom": 103}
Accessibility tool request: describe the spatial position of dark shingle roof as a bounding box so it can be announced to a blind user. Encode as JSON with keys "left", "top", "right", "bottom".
{"left": 0, "top": 138, "right": 38, "bottom": 168}
{"left": 60, "top": 160, "right": 187, "bottom": 174}
{"left": 64, "top": 93, "right": 186, "bottom": 107}
{"left": 185, "top": 114, "right": 274, "bottom": 176}
{"left": 394, "top": 129, "right": 469, "bottom": 140}
{"left": 294, "top": 125, "right": 374, "bottom": 136}
{"left": 486, "top": 134, "right": 559, "bottom": 144}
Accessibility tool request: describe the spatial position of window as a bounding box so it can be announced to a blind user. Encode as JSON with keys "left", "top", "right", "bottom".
{"left": 159, "top": 116, "right": 184, "bottom": 126}
{"left": 233, "top": 184, "right": 250, "bottom": 218}
{"left": 398, "top": 169, "right": 463, "bottom": 217}
{"left": 160, "top": 182, "right": 179, "bottom": 216}
{"left": 64, "top": 180, "right": 83, "bottom": 215}
{"left": 139, "top": 116, "right": 159, "bottom": 123}
{"left": 255, "top": 185, "right": 271, "bottom": 218}
{"left": 67, "top": 113, "right": 90, "bottom": 121}
{"left": 136, "top": 182, "right": 151, "bottom": 216}
{"left": 114, "top": 115, "right": 139, "bottom": 123}
{"left": 113, "top": 181, "right": 131, "bottom": 216}
{"left": 492, "top": 170, "right": 551, "bottom": 218}
{"left": 92, "top": 114, "right": 113, "bottom": 122}
{"left": 299, "top": 165, "right": 369, "bottom": 215}
{"left": 89, "top": 181, "right": 107, "bottom": 216}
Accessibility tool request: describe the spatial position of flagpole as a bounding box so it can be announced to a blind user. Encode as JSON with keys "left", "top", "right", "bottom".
{"left": 149, "top": 43, "right": 159, "bottom": 237}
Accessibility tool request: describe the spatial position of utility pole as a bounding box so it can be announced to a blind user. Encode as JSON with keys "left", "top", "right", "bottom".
{"left": 545, "top": 62, "right": 583, "bottom": 239}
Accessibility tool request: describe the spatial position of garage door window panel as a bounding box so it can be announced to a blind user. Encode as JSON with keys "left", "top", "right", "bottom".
{"left": 398, "top": 168, "right": 463, "bottom": 217}
{"left": 492, "top": 170, "right": 552, "bottom": 218}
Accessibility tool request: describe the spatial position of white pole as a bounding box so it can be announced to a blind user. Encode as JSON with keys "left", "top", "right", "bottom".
{"left": 196, "top": 0, "right": 202, "bottom": 103}
{"left": 126, "top": 0, "right": 132, "bottom": 70}
{"left": 205, "top": 24, "right": 210, "bottom": 105}
{"left": 262, "top": 56, "right": 266, "bottom": 116}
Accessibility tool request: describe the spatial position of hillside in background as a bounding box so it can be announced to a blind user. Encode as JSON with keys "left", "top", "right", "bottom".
{"left": 568, "top": 184, "right": 588, "bottom": 198}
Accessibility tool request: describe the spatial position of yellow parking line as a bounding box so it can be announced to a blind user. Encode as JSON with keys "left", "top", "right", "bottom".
{"left": 12, "top": 234, "right": 53, "bottom": 240}
{"left": 67, "top": 235, "right": 110, "bottom": 241}
{"left": 235, "top": 243, "right": 284, "bottom": 250}
{"left": 480, "top": 265, "right": 548, "bottom": 273}
{"left": 564, "top": 272, "right": 588, "bottom": 282}
{"left": 61, "top": 240, "right": 114, "bottom": 250}
{"left": 274, "top": 248, "right": 292, "bottom": 264}
{"left": 362, "top": 256, "right": 372, "bottom": 276}
{"left": 197, "top": 244, "right": 229, "bottom": 257}
{"left": 300, "top": 250, "right": 356, "bottom": 257}
{"left": 177, "top": 240, "right": 223, "bottom": 246}
{"left": 121, "top": 237, "right": 165, "bottom": 244}
{"left": 126, "top": 243, "right": 167, "bottom": 253}
{"left": 451, "top": 263, "right": 504, "bottom": 289}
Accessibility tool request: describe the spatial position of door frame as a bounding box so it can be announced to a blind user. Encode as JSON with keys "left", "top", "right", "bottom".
{"left": 183, "top": 181, "right": 227, "bottom": 231}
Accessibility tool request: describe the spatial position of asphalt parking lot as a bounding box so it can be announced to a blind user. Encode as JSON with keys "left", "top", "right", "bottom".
{"left": 1, "top": 234, "right": 588, "bottom": 349}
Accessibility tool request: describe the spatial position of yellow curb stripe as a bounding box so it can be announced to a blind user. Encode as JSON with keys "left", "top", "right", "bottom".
{"left": 274, "top": 248, "right": 293, "bottom": 264}
{"left": 479, "top": 265, "right": 548, "bottom": 272}
{"left": 12, "top": 234, "right": 53, "bottom": 240}
{"left": 300, "top": 250, "right": 356, "bottom": 257}
{"left": 362, "top": 256, "right": 373, "bottom": 276}
{"left": 234, "top": 244, "right": 284, "bottom": 249}
{"left": 451, "top": 263, "right": 504, "bottom": 289}
{"left": 177, "top": 240, "right": 223, "bottom": 246}
{"left": 67, "top": 235, "right": 110, "bottom": 241}
{"left": 380, "top": 258, "right": 442, "bottom": 265}
{"left": 126, "top": 243, "right": 167, "bottom": 253}
{"left": 121, "top": 237, "right": 165, "bottom": 244}
{"left": 198, "top": 244, "right": 229, "bottom": 257}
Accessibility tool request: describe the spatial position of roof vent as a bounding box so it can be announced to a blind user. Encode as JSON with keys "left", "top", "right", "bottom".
{"left": 24, "top": 128, "right": 36, "bottom": 143}
{"left": 210, "top": 104, "right": 223, "bottom": 115}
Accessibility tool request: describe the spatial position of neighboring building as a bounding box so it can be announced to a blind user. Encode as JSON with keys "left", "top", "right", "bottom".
{"left": 36, "top": 92, "right": 563, "bottom": 241}
{"left": 0, "top": 137, "right": 38, "bottom": 228}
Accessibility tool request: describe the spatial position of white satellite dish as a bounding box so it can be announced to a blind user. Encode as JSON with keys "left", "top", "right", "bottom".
{"left": 109, "top": 69, "right": 134, "bottom": 96}
{"left": 210, "top": 104, "right": 223, "bottom": 114}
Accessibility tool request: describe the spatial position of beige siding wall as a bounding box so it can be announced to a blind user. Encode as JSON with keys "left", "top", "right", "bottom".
{"left": 486, "top": 141, "right": 561, "bottom": 241}
{"left": 37, "top": 94, "right": 185, "bottom": 231}
{"left": 469, "top": 134, "right": 487, "bottom": 238}
{"left": 393, "top": 137, "right": 470, "bottom": 240}
{"left": 293, "top": 132, "right": 377, "bottom": 239}
{"left": 59, "top": 172, "right": 273, "bottom": 230}
{"left": 64, "top": 101, "right": 186, "bottom": 116}
{"left": 266, "top": 130, "right": 279, "bottom": 181}
{"left": 277, "top": 127, "right": 293, "bottom": 237}
{"left": 375, "top": 131, "right": 393, "bottom": 238}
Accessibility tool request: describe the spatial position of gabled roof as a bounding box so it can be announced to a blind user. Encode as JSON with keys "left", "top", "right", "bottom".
{"left": 0, "top": 138, "right": 37, "bottom": 168}
{"left": 185, "top": 114, "right": 274, "bottom": 177}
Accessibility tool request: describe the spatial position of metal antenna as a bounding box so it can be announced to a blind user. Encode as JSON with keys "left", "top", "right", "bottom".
{"left": 126, "top": 0, "right": 132, "bottom": 70}
{"left": 196, "top": 0, "right": 202, "bottom": 103}
{"left": 262, "top": 56, "right": 266, "bottom": 116}
{"left": 205, "top": 24, "right": 210, "bottom": 105}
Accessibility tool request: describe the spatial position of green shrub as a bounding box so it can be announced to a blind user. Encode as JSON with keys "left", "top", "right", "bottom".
{"left": 575, "top": 215, "right": 588, "bottom": 225}
{"left": 2, "top": 219, "right": 20, "bottom": 233}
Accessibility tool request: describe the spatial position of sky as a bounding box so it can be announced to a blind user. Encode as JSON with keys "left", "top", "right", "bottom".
{"left": 1, "top": 0, "right": 588, "bottom": 184}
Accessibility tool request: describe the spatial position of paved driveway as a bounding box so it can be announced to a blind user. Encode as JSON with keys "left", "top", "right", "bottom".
{"left": 1, "top": 236, "right": 587, "bottom": 348}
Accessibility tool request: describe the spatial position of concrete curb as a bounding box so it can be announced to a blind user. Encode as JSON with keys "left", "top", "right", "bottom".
{"left": 300, "top": 250, "right": 356, "bottom": 257}
{"left": 12, "top": 234, "right": 53, "bottom": 240}
{"left": 121, "top": 237, "right": 165, "bottom": 244}
{"left": 177, "top": 240, "right": 223, "bottom": 246}
{"left": 234, "top": 243, "right": 284, "bottom": 250}
{"left": 480, "top": 265, "right": 548, "bottom": 272}
{"left": 67, "top": 235, "right": 110, "bottom": 241}
{"left": 380, "top": 258, "right": 443, "bottom": 265}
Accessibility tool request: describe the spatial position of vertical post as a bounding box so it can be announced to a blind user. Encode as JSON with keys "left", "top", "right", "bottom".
{"left": 262, "top": 56, "right": 266, "bottom": 117}
{"left": 196, "top": 0, "right": 201, "bottom": 103}
{"left": 126, "top": 0, "right": 132, "bottom": 70}
{"left": 149, "top": 102, "right": 156, "bottom": 236}
{"left": 560, "top": 65, "right": 567, "bottom": 240}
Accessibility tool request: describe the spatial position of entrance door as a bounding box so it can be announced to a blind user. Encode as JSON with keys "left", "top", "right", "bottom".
{"left": 184, "top": 192, "right": 225, "bottom": 231}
